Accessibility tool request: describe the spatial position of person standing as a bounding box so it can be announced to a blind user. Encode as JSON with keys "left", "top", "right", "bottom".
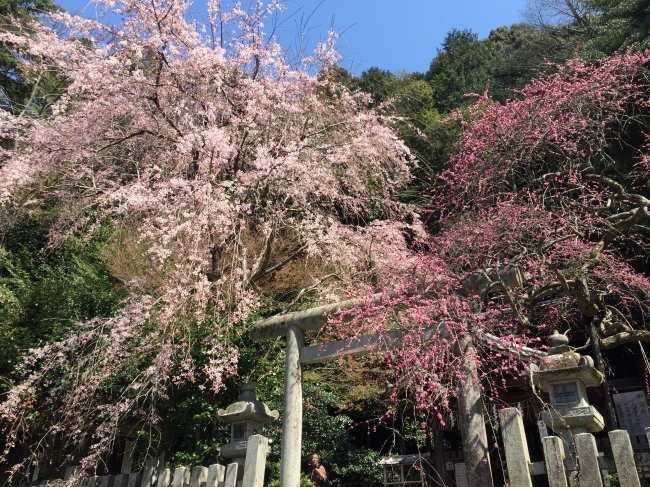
{"left": 309, "top": 453, "right": 327, "bottom": 487}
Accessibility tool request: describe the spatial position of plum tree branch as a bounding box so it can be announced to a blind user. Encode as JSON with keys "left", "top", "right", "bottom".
{"left": 600, "top": 330, "right": 650, "bottom": 349}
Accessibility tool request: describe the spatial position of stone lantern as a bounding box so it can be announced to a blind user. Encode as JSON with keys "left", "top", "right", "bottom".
{"left": 217, "top": 383, "right": 279, "bottom": 482}
{"left": 530, "top": 331, "right": 605, "bottom": 463}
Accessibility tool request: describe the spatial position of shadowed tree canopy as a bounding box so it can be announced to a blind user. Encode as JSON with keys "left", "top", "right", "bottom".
{"left": 524, "top": 0, "right": 650, "bottom": 56}
{"left": 587, "top": 0, "right": 650, "bottom": 54}
{"left": 0, "top": 0, "right": 61, "bottom": 116}
{"left": 425, "top": 28, "right": 493, "bottom": 112}
{"left": 487, "top": 22, "right": 583, "bottom": 100}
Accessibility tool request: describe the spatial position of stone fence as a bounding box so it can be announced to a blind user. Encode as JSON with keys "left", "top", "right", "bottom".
{"left": 499, "top": 407, "right": 650, "bottom": 487}
{"left": 20, "top": 414, "right": 650, "bottom": 487}
{"left": 22, "top": 434, "right": 269, "bottom": 487}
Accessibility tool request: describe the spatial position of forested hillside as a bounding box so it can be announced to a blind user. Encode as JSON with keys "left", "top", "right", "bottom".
{"left": 1, "top": 0, "right": 649, "bottom": 486}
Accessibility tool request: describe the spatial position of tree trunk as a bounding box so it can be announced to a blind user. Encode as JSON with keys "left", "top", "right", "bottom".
{"left": 455, "top": 334, "right": 494, "bottom": 487}
{"left": 587, "top": 317, "right": 618, "bottom": 429}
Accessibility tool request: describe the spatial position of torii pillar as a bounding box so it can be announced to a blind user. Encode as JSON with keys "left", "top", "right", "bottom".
{"left": 250, "top": 299, "right": 358, "bottom": 487}
{"left": 281, "top": 324, "right": 304, "bottom": 487}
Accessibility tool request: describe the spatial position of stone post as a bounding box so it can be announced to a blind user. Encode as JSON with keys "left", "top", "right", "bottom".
{"left": 280, "top": 324, "right": 304, "bottom": 487}
{"left": 498, "top": 408, "right": 533, "bottom": 487}
{"left": 189, "top": 467, "right": 207, "bottom": 487}
{"left": 455, "top": 334, "right": 493, "bottom": 487}
{"left": 114, "top": 474, "right": 129, "bottom": 487}
{"left": 223, "top": 464, "right": 238, "bottom": 487}
{"left": 171, "top": 468, "right": 189, "bottom": 487}
{"left": 573, "top": 433, "right": 602, "bottom": 487}
{"left": 156, "top": 470, "right": 171, "bottom": 487}
{"left": 99, "top": 476, "right": 115, "bottom": 487}
{"left": 205, "top": 465, "right": 224, "bottom": 487}
{"left": 126, "top": 472, "right": 141, "bottom": 487}
{"left": 121, "top": 441, "right": 135, "bottom": 474}
{"left": 543, "top": 436, "right": 568, "bottom": 487}
{"left": 609, "top": 429, "right": 641, "bottom": 487}
{"left": 142, "top": 458, "right": 162, "bottom": 487}
{"left": 242, "top": 435, "right": 269, "bottom": 487}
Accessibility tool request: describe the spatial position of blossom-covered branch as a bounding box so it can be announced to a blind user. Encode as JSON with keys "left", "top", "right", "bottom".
{"left": 0, "top": 0, "right": 420, "bottom": 474}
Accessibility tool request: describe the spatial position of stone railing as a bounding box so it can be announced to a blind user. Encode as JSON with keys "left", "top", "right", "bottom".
{"left": 499, "top": 407, "right": 650, "bottom": 487}
{"left": 24, "top": 434, "right": 270, "bottom": 487}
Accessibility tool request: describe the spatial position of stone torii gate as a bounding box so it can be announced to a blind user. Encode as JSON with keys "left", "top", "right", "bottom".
{"left": 248, "top": 293, "right": 521, "bottom": 487}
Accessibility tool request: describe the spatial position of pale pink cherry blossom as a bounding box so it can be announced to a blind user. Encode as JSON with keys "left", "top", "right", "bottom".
{"left": 0, "top": 0, "right": 418, "bottom": 474}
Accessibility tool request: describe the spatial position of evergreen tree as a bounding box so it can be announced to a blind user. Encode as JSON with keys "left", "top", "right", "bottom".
{"left": 424, "top": 29, "right": 493, "bottom": 112}
{"left": 0, "top": 0, "right": 61, "bottom": 115}
{"left": 487, "top": 23, "right": 581, "bottom": 101}
{"left": 587, "top": 0, "right": 650, "bottom": 54}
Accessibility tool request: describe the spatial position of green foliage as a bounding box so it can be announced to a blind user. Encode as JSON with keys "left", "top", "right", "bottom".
{"left": 0, "top": 235, "right": 383, "bottom": 482}
{"left": 345, "top": 21, "right": 611, "bottom": 205}
{"left": 0, "top": 208, "right": 128, "bottom": 393}
{"left": 354, "top": 67, "right": 400, "bottom": 107}
{"left": 333, "top": 449, "right": 382, "bottom": 487}
{"left": 246, "top": 343, "right": 384, "bottom": 487}
{"left": 161, "top": 391, "right": 229, "bottom": 469}
{"left": 0, "top": 0, "right": 57, "bottom": 18}
{"left": 348, "top": 68, "right": 461, "bottom": 201}
{"left": 487, "top": 23, "right": 581, "bottom": 101}
{"left": 401, "top": 415, "right": 426, "bottom": 450}
{"left": 602, "top": 468, "right": 619, "bottom": 486}
{"left": 586, "top": 0, "right": 650, "bottom": 54}
{"left": 0, "top": 0, "right": 64, "bottom": 116}
{"left": 338, "top": 21, "right": 613, "bottom": 207}
{"left": 523, "top": 0, "right": 650, "bottom": 57}
{"left": 425, "top": 29, "right": 493, "bottom": 112}
{"left": 112, "top": 322, "right": 377, "bottom": 479}
{"left": 424, "top": 23, "right": 584, "bottom": 108}
{"left": 265, "top": 470, "right": 312, "bottom": 487}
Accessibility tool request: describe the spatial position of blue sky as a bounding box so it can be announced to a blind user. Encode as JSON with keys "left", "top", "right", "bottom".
{"left": 54, "top": 0, "right": 528, "bottom": 74}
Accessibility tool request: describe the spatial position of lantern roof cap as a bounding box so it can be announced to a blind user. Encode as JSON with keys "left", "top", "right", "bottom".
{"left": 547, "top": 330, "right": 570, "bottom": 354}
{"left": 217, "top": 382, "right": 279, "bottom": 424}
{"left": 530, "top": 354, "right": 603, "bottom": 389}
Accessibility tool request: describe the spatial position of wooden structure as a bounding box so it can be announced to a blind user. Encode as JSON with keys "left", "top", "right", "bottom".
{"left": 378, "top": 453, "right": 431, "bottom": 487}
